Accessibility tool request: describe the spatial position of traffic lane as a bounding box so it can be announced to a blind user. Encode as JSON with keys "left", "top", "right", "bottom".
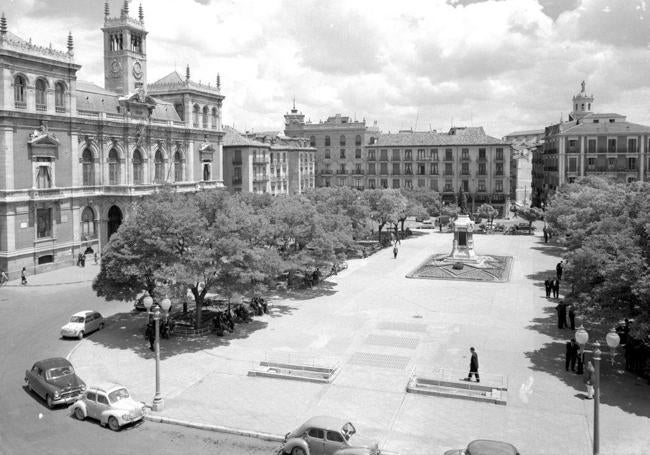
{"left": 0, "top": 284, "right": 278, "bottom": 455}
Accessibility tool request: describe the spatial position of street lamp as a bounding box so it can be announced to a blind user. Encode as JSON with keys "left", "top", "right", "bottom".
{"left": 574, "top": 324, "right": 620, "bottom": 455}
{"left": 142, "top": 293, "right": 171, "bottom": 412}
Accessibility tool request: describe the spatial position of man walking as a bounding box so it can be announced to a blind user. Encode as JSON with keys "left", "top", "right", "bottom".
{"left": 568, "top": 304, "right": 576, "bottom": 330}
{"left": 556, "top": 261, "right": 564, "bottom": 280}
{"left": 565, "top": 338, "right": 579, "bottom": 372}
{"left": 555, "top": 301, "right": 567, "bottom": 329}
{"left": 393, "top": 245, "right": 398, "bottom": 259}
{"left": 20, "top": 267, "right": 27, "bottom": 285}
{"left": 543, "top": 225, "right": 549, "bottom": 243}
{"left": 552, "top": 278, "right": 560, "bottom": 299}
{"left": 465, "top": 347, "right": 480, "bottom": 382}
{"left": 544, "top": 277, "right": 551, "bottom": 298}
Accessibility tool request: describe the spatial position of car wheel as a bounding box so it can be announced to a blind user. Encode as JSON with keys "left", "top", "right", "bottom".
{"left": 108, "top": 416, "right": 120, "bottom": 431}
{"left": 74, "top": 407, "right": 85, "bottom": 420}
{"left": 291, "top": 448, "right": 306, "bottom": 455}
{"left": 78, "top": 331, "right": 84, "bottom": 340}
{"left": 46, "top": 395, "right": 54, "bottom": 409}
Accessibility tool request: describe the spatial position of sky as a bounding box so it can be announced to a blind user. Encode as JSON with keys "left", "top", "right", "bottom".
{"left": 2, "top": 0, "right": 649, "bottom": 137}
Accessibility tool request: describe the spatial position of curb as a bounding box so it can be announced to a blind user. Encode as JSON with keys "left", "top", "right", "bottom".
{"left": 144, "top": 414, "right": 285, "bottom": 443}
{"left": 3, "top": 279, "right": 93, "bottom": 287}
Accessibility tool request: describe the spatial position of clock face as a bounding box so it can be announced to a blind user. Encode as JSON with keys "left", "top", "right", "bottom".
{"left": 110, "top": 59, "right": 122, "bottom": 77}
{"left": 132, "top": 61, "right": 143, "bottom": 79}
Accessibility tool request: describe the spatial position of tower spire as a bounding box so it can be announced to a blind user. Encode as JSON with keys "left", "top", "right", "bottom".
{"left": 67, "top": 31, "right": 74, "bottom": 55}
{"left": 293, "top": 96, "right": 296, "bottom": 110}
{"left": 138, "top": 3, "right": 144, "bottom": 22}
{"left": 186, "top": 64, "right": 190, "bottom": 82}
{"left": 104, "top": 2, "right": 109, "bottom": 19}
{"left": 216, "top": 73, "right": 221, "bottom": 91}
{"left": 0, "top": 12, "right": 7, "bottom": 37}
{"left": 122, "top": 0, "right": 129, "bottom": 17}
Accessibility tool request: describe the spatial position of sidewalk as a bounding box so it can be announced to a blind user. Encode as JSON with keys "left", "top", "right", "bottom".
{"left": 67, "top": 230, "right": 650, "bottom": 455}
{"left": 3, "top": 263, "right": 100, "bottom": 287}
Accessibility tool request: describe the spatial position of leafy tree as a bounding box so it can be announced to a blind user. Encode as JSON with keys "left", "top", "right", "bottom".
{"left": 363, "top": 189, "right": 407, "bottom": 244}
{"left": 477, "top": 204, "right": 498, "bottom": 227}
{"left": 398, "top": 189, "right": 433, "bottom": 232}
{"left": 401, "top": 187, "right": 442, "bottom": 217}
{"left": 512, "top": 205, "right": 544, "bottom": 227}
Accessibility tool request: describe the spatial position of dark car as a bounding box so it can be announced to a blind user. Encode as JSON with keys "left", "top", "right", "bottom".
{"left": 25, "top": 357, "right": 86, "bottom": 408}
{"left": 444, "top": 439, "right": 520, "bottom": 455}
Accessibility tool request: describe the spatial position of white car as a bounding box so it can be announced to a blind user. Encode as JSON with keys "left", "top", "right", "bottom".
{"left": 71, "top": 383, "right": 145, "bottom": 431}
{"left": 60, "top": 311, "right": 104, "bottom": 339}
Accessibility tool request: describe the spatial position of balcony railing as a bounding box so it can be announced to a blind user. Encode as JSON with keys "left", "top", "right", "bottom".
{"left": 55, "top": 106, "right": 66, "bottom": 113}
{"left": 336, "top": 170, "right": 347, "bottom": 174}
{"left": 36, "top": 104, "right": 47, "bottom": 111}
{"left": 15, "top": 101, "right": 27, "bottom": 109}
{"left": 367, "top": 156, "right": 376, "bottom": 161}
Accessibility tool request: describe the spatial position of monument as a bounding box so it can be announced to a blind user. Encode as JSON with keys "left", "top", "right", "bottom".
{"left": 448, "top": 214, "right": 478, "bottom": 262}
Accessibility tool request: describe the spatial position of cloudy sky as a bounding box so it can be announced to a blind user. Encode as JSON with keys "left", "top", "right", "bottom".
{"left": 3, "top": 0, "right": 649, "bottom": 137}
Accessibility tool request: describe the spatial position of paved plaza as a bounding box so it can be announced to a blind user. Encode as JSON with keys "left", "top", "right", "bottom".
{"left": 62, "top": 229, "right": 650, "bottom": 455}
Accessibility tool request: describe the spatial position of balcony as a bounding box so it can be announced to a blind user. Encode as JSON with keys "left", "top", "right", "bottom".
{"left": 477, "top": 156, "right": 487, "bottom": 162}
{"left": 320, "top": 170, "right": 333, "bottom": 175}
{"left": 461, "top": 156, "right": 470, "bottom": 161}
{"left": 367, "top": 156, "right": 376, "bottom": 161}
{"left": 391, "top": 157, "right": 401, "bottom": 162}
{"left": 15, "top": 101, "right": 27, "bottom": 109}
{"left": 232, "top": 178, "right": 242, "bottom": 185}
{"left": 404, "top": 155, "right": 413, "bottom": 161}
{"left": 352, "top": 170, "right": 365, "bottom": 175}
{"left": 336, "top": 170, "right": 348, "bottom": 174}
{"left": 379, "top": 156, "right": 389, "bottom": 161}
{"left": 253, "top": 175, "right": 269, "bottom": 183}
{"left": 232, "top": 159, "right": 242, "bottom": 165}
{"left": 36, "top": 103, "right": 47, "bottom": 112}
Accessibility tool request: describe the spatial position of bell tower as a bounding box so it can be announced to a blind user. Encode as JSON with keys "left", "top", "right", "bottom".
{"left": 102, "top": 1, "right": 148, "bottom": 95}
{"left": 569, "top": 80, "right": 594, "bottom": 122}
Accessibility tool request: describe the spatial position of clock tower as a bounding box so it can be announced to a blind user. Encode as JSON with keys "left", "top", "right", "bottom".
{"left": 102, "top": 1, "right": 148, "bottom": 95}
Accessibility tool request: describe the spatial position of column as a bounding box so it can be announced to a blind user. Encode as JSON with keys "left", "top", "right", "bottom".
{"left": 71, "top": 133, "right": 80, "bottom": 187}
{"left": 579, "top": 136, "right": 585, "bottom": 176}
{"left": 0, "top": 126, "right": 14, "bottom": 190}
{"left": 558, "top": 138, "right": 566, "bottom": 185}
{"left": 216, "top": 140, "right": 224, "bottom": 184}
{"left": 186, "top": 141, "right": 195, "bottom": 182}
{"left": 639, "top": 135, "right": 645, "bottom": 181}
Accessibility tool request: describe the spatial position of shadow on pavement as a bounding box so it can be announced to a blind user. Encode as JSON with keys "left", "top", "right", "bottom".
{"left": 526, "top": 269, "right": 559, "bottom": 289}
{"left": 524, "top": 304, "right": 650, "bottom": 418}
{"left": 529, "top": 244, "right": 566, "bottom": 258}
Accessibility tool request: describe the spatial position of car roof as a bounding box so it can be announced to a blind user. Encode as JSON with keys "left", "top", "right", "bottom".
{"left": 34, "top": 357, "right": 72, "bottom": 369}
{"left": 297, "top": 416, "right": 350, "bottom": 432}
{"left": 71, "top": 311, "right": 95, "bottom": 317}
{"left": 88, "top": 382, "right": 125, "bottom": 394}
{"left": 467, "top": 440, "right": 519, "bottom": 455}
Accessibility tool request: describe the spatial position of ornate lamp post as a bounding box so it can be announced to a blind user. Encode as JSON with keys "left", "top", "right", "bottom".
{"left": 574, "top": 324, "right": 620, "bottom": 455}
{"left": 142, "top": 293, "right": 172, "bottom": 412}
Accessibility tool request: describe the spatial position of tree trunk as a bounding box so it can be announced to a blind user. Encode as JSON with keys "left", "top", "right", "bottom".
{"left": 400, "top": 218, "right": 406, "bottom": 233}
{"left": 377, "top": 223, "right": 384, "bottom": 243}
{"left": 190, "top": 287, "right": 203, "bottom": 329}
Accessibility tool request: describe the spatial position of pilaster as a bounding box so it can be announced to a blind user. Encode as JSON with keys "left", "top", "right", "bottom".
{"left": 0, "top": 126, "right": 14, "bottom": 189}
{"left": 186, "top": 141, "right": 194, "bottom": 181}
{"left": 579, "top": 136, "right": 585, "bottom": 176}
{"left": 558, "top": 138, "right": 566, "bottom": 185}
{"left": 639, "top": 135, "right": 646, "bottom": 181}
{"left": 71, "top": 133, "right": 80, "bottom": 186}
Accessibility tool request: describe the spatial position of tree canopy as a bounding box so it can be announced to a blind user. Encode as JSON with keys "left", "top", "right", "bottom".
{"left": 545, "top": 177, "right": 650, "bottom": 337}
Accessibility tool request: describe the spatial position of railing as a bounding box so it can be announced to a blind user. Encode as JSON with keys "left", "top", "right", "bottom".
{"left": 320, "top": 170, "right": 333, "bottom": 175}
{"left": 391, "top": 157, "right": 401, "bottom": 161}
{"left": 232, "top": 178, "right": 242, "bottom": 185}
{"left": 55, "top": 106, "right": 66, "bottom": 113}
{"left": 336, "top": 170, "right": 347, "bottom": 174}
{"left": 352, "top": 170, "right": 365, "bottom": 175}
{"left": 36, "top": 104, "right": 47, "bottom": 111}
{"left": 14, "top": 101, "right": 27, "bottom": 109}
{"left": 367, "top": 156, "right": 376, "bottom": 161}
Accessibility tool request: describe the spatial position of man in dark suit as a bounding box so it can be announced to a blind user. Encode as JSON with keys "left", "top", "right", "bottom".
{"left": 544, "top": 278, "right": 551, "bottom": 298}
{"left": 556, "top": 261, "right": 564, "bottom": 280}
{"left": 552, "top": 279, "right": 560, "bottom": 298}
{"left": 568, "top": 305, "right": 576, "bottom": 330}
{"left": 566, "top": 338, "right": 579, "bottom": 372}
{"left": 555, "top": 301, "right": 567, "bottom": 329}
{"left": 465, "top": 347, "right": 480, "bottom": 382}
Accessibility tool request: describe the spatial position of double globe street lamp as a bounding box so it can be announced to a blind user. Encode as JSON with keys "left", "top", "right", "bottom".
{"left": 142, "top": 293, "right": 172, "bottom": 412}
{"left": 574, "top": 324, "right": 621, "bottom": 455}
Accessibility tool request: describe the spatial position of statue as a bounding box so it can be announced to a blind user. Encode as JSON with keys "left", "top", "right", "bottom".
{"left": 581, "top": 80, "right": 585, "bottom": 93}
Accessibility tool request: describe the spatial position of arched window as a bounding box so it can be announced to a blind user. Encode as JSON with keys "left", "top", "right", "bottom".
{"left": 340, "top": 135, "right": 346, "bottom": 146}
{"left": 133, "top": 149, "right": 143, "bottom": 184}
{"left": 82, "top": 148, "right": 94, "bottom": 186}
{"left": 211, "top": 107, "right": 218, "bottom": 129}
{"left": 14, "top": 75, "right": 26, "bottom": 107}
{"left": 35, "top": 79, "right": 47, "bottom": 111}
{"left": 174, "top": 151, "right": 183, "bottom": 182}
{"left": 55, "top": 82, "right": 66, "bottom": 112}
{"left": 325, "top": 135, "right": 331, "bottom": 146}
{"left": 81, "top": 206, "right": 95, "bottom": 238}
{"left": 310, "top": 135, "right": 316, "bottom": 147}
{"left": 193, "top": 104, "right": 200, "bottom": 127}
{"left": 355, "top": 135, "right": 362, "bottom": 146}
{"left": 108, "top": 148, "right": 120, "bottom": 185}
{"left": 202, "top": 106, "right": 209, "bottom": 128}
{"left": 154, "top": 150, "right": 164, "bottom": 182}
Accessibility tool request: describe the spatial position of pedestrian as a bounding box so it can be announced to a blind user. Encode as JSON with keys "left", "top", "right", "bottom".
{"left": 584, "top": 361, "right": 595, "bottom": 399}
{"left": 552, "top": 278, "right": 560, "bottom": 299}
{"left": 465, "top": 347, "right": 480, "bottom": 382}
{"left": 393, "top": 245, "right": 398, "bottom": 259}
{"left": 94, "top": 252, "right": 99, "bottom": 265}
{"left": 312, "top": 268, "right": 320, "bottom": 286}
{"left": 555, "top": 301, "right": 567, "bottom": 329}
{"left": 1, "top": 270, "right": 8, "bottom": 285}
{"left": 20, "top": 267, "right": 27, "bottom": 285}
{"left": 565, "top": 338, "right": 579, "bottom": 372}
{"left": 145, "top": 322, "right": 155, "bottom": 351}
{"left": 80, "top": 254, "right": 86, "bottom": 267}
{"left": 556, "top": 261, "right": 563, "bottom": 280}
{"left": 568, "top": 305, "right": 576, "bottom": 330}
{"left": 76, "top": 253, "right": 82, "bottom": 267}
{"left": 543, "top": 225, "right": 549, "bottom": 243}
{"left": 544, "top": 278, "right": 551, "bottom": 298}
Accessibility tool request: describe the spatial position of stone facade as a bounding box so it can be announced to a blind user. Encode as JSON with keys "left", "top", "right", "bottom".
{"left": 534, "top": 82, "right": 650, "bottom": 205}
{"left": 0, "top": 4, "right": 224, "bottom": 278}
{"left": 283, "top": 104, "right": 380, "bottom": 189}
{"left": 503, "top": 130, "right": 543, "bottom": 207}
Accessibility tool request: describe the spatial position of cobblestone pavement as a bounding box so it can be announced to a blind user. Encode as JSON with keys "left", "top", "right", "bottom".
{"left": 62, "top": 229, "right": 650, "bottom": 455}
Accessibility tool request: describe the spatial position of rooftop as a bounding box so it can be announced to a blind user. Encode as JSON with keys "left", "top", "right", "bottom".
{"left": 371, "top": 127, "right": 507, "bottom": 147}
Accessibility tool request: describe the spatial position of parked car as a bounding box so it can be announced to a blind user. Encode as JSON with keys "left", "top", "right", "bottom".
{"left": 60, "top": 311, "right": 104, "bottom": 339}
{"left": 276, "top": 416, "right": 380, "bottom": 455}
{"left": 71, "top": 383, "right": 145, "bottom": 431}
{"left": 444, "top": 439, "right": 520, "bottom": 455}
{"left": 24, "top": 357, "right": 86, "bottom": 408}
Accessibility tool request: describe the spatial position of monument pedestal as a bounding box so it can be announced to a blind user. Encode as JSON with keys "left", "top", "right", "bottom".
{"left": 448, "top": 214, "right": 480, "bottom": 263}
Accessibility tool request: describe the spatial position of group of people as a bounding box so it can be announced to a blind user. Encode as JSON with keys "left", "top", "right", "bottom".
{"left": 564, "top": 338, "right": 597, "bottom": 399}
{"left": 542, "top": 225, "right": 553, "bottom": 243}
{"left": 544, "top": 261, "right": 564, "bottom": 299}
{"left": 555, "top": 301, "right": 576, "bottom": 330}
{"left": 1, "top": 268, "right": 28, "bottom": 285}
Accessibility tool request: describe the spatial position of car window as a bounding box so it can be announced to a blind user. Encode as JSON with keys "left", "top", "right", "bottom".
{"left": 46, "top": 366, "right": 73, "bottom": 380}
{"left": 326, "top": 431, "right": 345, "bottom": 443}
{"left": 307, "top": 428, "right": 324, "bottom": 439}
{"left": 86, "top": 391, "right": 96, "bottom": 401}
{"left": 97, "top": 394, "right": 109, "bottom": 405}
{"left": 108, "top": 388, "right": 130, "bottom": 403}
{"left": 71, "top": 316, "right": 85, "bottom": 323}
{"left": 32, "top": 365, "right": 40, "bottom": 374}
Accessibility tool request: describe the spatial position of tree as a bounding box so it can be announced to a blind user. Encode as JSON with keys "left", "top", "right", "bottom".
{"left": 399, "top": 189, "right": 433, "bottom": 232}
{"left": 363, "top": 189, "right": 407, "bottom": 244}
{"left": 401, "top": 187, "right": 442, "bottom": 217}
{"left": 512, "top": 205, "right": 544, "bottom": 227}
{"left": 477, "top": 204, "right": 498, "bottom": 227}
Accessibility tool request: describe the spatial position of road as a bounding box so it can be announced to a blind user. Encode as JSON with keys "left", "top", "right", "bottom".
{"left": 0, "top": 282, "right": 276, "bottom": 455}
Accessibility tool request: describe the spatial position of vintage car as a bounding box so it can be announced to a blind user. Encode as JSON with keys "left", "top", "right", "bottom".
{"left": 443, "top": 439, "right": 520, "bottom": 455}
{"left": 70, "top": 383, "right": 145, "bottom": 431}
{"left": 24, "top": 357, "right": 86, "bottom": 408}
{"left": 276, "top": 416, "right": 380, "bottom": 455}
{"left": 60, "top": 310, "right": 104, "bottom": 339}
